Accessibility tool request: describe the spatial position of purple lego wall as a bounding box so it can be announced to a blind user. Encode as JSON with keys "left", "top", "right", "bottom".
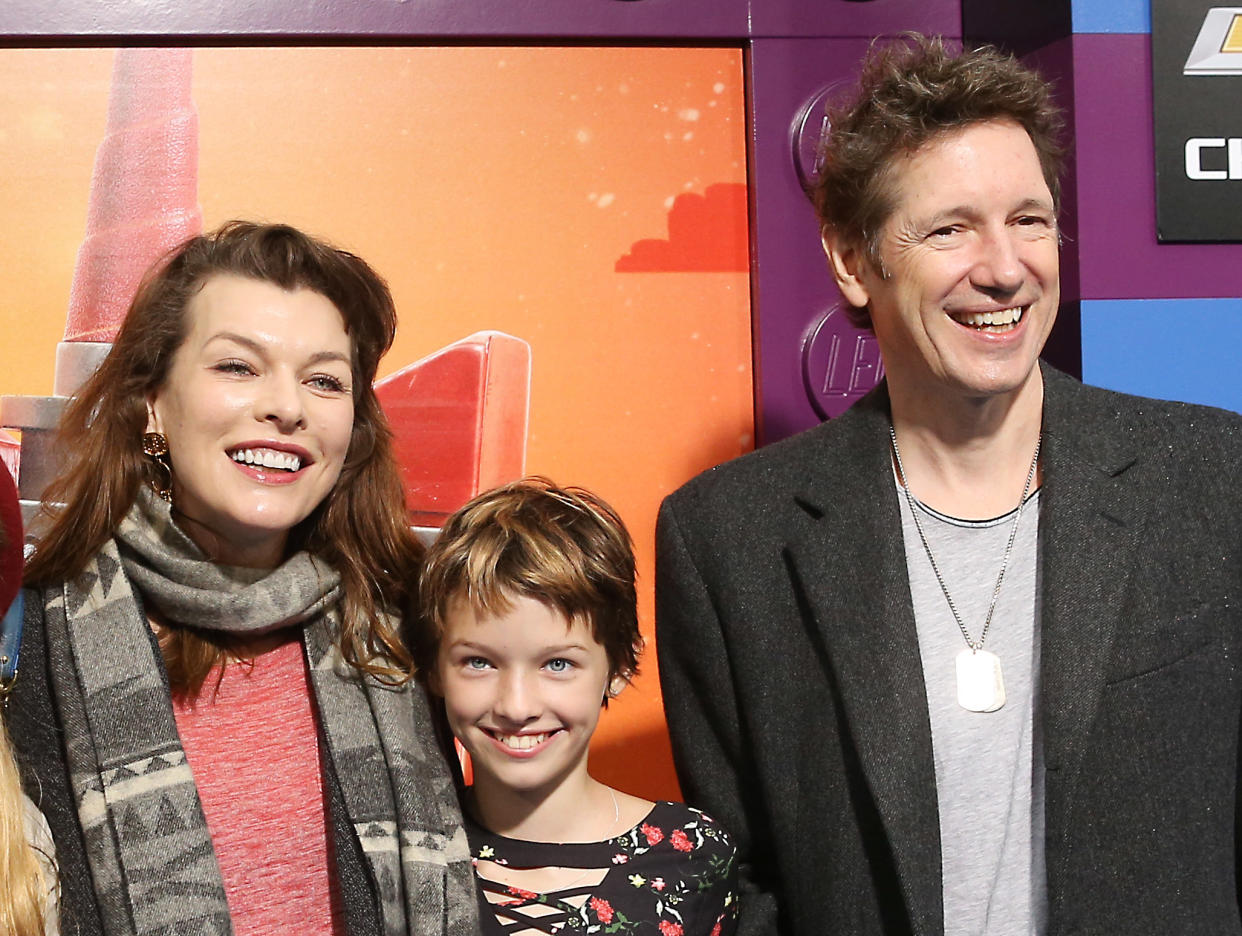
{"left": 748, "top": 37, "right": 886, "bottom": 442}
{"left": 1069, "top": 5, "right": 1242, "bottom": 416}
{"left": 0, "top": 0, "right": 956, "bottom": 39}
{"left": 1071, "top": 32, "right": 1242, "bottom": 301}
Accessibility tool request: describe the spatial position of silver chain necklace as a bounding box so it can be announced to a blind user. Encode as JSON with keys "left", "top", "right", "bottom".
{"left": 889, "top": 425, "right": 1041, "bottom": 713}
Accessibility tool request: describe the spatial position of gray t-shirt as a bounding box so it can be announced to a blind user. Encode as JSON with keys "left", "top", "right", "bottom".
{"left": 896, "top": 484, "right": 1047, "bottom": 936}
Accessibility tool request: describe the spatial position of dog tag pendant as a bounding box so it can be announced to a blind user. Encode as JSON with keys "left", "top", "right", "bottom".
{"left": 955, "top": 648, "right": 1005, "bottom": 713}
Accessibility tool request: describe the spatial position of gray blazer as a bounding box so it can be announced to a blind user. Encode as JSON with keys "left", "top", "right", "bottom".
{"left": 657, "top": 365, "right": 1242, "bottom": 936}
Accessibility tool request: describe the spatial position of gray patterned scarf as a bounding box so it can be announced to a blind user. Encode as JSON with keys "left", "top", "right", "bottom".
{"left": 43, "top": 489, "right": 478, "bottom": 936}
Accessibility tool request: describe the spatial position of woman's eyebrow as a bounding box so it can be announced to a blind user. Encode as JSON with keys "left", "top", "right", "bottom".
{"left": 205, "top": 331, "right": 351, "bottom": 367}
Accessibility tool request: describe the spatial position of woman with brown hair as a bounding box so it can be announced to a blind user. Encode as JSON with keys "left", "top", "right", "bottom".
{"left": 8, "top": 222, "right": 477, "bottom": 936}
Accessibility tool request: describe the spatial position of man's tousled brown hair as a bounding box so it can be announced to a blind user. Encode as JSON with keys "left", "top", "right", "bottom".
{"left": 25, "top": 220, "right": 421, "bottom": 693}
{"left": 416, "top": 478, "right": 642, "bottom": 689}
{"left": 811, "top": 34, "right": 1066, "bottom": 327}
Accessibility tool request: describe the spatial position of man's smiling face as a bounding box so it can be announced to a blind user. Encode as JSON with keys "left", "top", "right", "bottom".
{"left": 834, "top": 119, "right": 1060, "bottom": 407}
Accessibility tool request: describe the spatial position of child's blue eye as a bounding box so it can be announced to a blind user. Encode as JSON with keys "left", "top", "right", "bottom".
{"left": 545, "top": 658, "right": 573, "bottom": 673}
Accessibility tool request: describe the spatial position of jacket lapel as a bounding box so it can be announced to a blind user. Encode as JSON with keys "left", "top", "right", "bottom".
{"left": 777, "top": 369, "right": 1141, "bottom": 935}
{"left": 784, "top": 391, "right": 944, "bottom": 936}
{"left": 1037, "top": 367, "right": 1144, "bottom": 900}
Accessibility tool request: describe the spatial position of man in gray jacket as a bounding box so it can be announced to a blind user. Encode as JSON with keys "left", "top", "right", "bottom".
{"left": 657, "top": 35, "right": 1242, "bottom": 936}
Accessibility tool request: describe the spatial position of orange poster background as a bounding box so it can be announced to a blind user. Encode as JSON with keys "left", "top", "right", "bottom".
{"left": 0, "top": 46, "right": 753, "bottom": 799}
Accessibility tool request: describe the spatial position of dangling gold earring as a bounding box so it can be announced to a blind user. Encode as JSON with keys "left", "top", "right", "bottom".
{"left": 142, "top": 432, "right": 173, "bottom": 502}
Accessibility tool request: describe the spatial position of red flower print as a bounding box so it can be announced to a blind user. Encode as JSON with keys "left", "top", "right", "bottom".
{"left": 506, "top": 886, "right": 539, "bottom": 900}
{"left": 641, "top": 823, "right": 665, "bottom": 846}
{"left": 670, "top": 829, "right": 693, "bottom": 852}
{"left": 651, "top": 877, "right": 667, "bottom": 892}
{"left": 611, "top": 853, "right": 629, "bottom": 864}
{"left": 589, "top": 897, "right": 615, "bottom": 924}
{"left": 659, "top": 921, "right": 684, "bottom": 936}
{"left": 710, "top": 923, "right": 722, "bottom": 936}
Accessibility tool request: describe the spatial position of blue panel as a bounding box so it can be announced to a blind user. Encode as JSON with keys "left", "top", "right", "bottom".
{"left": 1072, "top": 0, "right": 1150, "bottom": 34}
{"left": 1081, "top": 298, "right": 1242, "bottom": 413}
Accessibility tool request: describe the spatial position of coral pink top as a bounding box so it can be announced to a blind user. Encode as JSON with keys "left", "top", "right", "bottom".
{"left": 173, "top": 636, "right": 344, "bottom": 936}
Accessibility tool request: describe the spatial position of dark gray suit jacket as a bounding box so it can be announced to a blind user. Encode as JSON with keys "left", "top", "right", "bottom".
{"left": 657, "top": 366, "right": 1242, "bottom": 936}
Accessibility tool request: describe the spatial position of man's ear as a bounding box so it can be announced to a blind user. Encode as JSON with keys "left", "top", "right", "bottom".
{"left": 822, "top": 228, "right": 873, "bottom": 310}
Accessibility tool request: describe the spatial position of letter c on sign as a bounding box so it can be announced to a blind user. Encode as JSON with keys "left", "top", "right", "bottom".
{"left": 1186, "top": 138, "right": 1227, "bottom": 180}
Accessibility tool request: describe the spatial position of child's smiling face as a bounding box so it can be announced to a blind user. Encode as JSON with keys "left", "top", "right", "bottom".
{"left": 435, "top": 593, "right": 614, "bottom": 802}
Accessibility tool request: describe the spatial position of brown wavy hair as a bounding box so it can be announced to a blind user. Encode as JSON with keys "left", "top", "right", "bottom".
{"left": 415, "top": 478, "right": 642, "bottom": 691}
{"left": 26, "top": 221, "right": 420, "bottom": 693}
{"left": 811, "top": 34, "right": 1065, "bottom": 327}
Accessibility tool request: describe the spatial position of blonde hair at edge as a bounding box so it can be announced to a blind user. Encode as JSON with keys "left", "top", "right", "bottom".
{"left": 0, "top": 716, "right": 50, "bottom": 936}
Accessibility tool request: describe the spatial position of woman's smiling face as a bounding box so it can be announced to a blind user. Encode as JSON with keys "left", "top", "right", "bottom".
{"left": 146, "top": 273, "right": 356, "bottom": 568}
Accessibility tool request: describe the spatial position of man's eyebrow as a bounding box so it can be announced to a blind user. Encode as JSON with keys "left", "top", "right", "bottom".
{"left": 1010, "top": 197, "right": 1055, "bottom": 214}
{"left": 913, "top": 206, "right": 981, "bottom": 229}
{"left": 915, "top": 197, "right": 1055, "bottom": 229}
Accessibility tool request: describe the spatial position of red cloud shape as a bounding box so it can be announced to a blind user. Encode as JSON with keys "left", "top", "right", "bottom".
{"left": 616, "top": 182, "right": 748, "bottom": 273}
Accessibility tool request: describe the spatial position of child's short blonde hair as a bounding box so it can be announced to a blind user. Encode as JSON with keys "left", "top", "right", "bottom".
{"left": 416, "top": 478, "right": 642, "bottom": 686}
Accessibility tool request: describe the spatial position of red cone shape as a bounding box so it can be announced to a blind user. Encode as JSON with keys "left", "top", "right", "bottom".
{"left": 64, "top": 48, "right": 202, "bottom": 343}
